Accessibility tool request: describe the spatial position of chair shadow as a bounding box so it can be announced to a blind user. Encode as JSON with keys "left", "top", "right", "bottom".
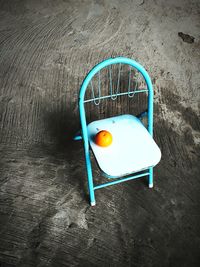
{"left": 41, "top": 107, "right": 89, "bottom": 203}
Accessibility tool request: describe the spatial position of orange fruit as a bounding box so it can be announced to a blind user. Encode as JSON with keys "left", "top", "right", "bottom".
{"left": 95, "top": 130, "right": 113, "bottom": 147}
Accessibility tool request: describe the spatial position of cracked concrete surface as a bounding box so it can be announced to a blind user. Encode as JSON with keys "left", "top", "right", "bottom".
{"left": 0, "top": 0, "right": 200, "bottom": 266}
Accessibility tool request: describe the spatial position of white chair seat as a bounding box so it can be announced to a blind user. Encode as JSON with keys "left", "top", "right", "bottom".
{"left": 87, "top": 114, "right": 161, "bottom": 178}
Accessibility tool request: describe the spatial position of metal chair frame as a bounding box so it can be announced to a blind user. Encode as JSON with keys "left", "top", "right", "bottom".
{"left": 76, "top": 57, "right": 154, "bottom": 206}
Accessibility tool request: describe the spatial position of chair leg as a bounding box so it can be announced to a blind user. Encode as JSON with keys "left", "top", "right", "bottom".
{"left": 149, "top": 167, "right": 153, "bottom": 188}
{"left": 88, "top": 175, "right": 96, "bottom": 206}
{"left": 85, "top": 150, "right": 96, "bottom": 206}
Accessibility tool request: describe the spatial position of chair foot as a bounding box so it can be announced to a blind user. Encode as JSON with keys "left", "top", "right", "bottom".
{"left": 90, "top": 201, "right": 96, "bottom": 206}
{"left": 149, "top": 183, "right": 153, "bottom": 188}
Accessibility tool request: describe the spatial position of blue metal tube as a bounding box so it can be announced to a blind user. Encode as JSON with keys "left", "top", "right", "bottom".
{"left": 94, "top": 172, "right": 149, "bottom": 190}
{"left": 149, "top": 167, "right": 153, "bottom": 188}
{"left": 147, "top": 81, "right": 153, "bottom": 136}
{"left": 73, "top": 135, "right": 82, "bottom": 141}
{"left": 79, "top": 101, "right": 96, "bottom": 205}
{"left": 73, "top": 130, "right": 82, "bottom": 141}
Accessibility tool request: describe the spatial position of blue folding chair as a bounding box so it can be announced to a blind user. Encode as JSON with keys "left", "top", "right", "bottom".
{"left": 75, "top": 57, "right": 161, "bottom": 206}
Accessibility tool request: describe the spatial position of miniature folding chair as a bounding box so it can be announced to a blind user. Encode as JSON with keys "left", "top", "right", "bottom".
{"left": 75, "top": 57, "right": 161, "bottom": 206}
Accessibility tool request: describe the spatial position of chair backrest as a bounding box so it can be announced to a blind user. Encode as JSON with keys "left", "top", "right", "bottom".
{"left": 79, "top": 57, "right": 154, "bottom": 150}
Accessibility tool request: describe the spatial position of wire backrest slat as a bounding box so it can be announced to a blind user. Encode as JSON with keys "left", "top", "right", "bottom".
{"left": 109, "top": 65, "right": 113, "bottom": 99}
{"left": 90, "top": 70, "right": 101, "bottom": 105}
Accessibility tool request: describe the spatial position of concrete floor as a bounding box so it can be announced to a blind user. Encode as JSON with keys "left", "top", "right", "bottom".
{"left": 0, "top": 0, "right": 200, "bottom": 266}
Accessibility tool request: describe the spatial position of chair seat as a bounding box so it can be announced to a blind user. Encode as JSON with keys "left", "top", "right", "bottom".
{"left": 87, "top": 114, "right": 161, "bottom": 178}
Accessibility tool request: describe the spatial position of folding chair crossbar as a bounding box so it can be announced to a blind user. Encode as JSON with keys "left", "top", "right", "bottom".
{"left": 83, "top": 89, "right": 148, "bottom": 103}
{"left": 93, "top": 172, "right": 150, "bottom": 190}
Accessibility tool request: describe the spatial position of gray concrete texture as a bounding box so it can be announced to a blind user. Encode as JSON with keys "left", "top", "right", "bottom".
{"left": 0, "top": 0, "right": 200, "bottom": 266}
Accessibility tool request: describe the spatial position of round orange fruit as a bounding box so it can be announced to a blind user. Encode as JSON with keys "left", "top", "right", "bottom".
{"left": 95, "top": 130, "right": 113, "bottom": 147}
